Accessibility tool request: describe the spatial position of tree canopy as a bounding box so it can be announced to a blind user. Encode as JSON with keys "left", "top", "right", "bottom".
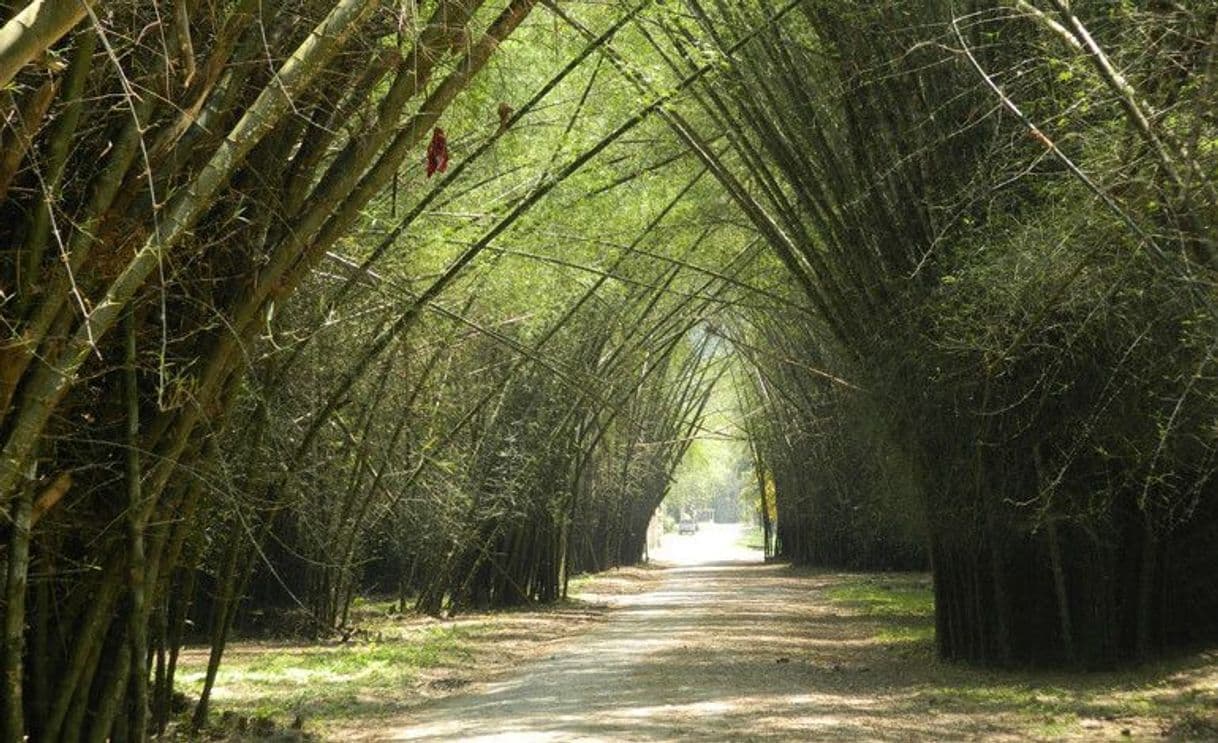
{"left": 2, "top": 0, "right": 1218, "bottom": 739}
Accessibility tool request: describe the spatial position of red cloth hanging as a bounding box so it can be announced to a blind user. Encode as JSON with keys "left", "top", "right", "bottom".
{"left": 426, "top": 127, "right": 449, "bottom": 178}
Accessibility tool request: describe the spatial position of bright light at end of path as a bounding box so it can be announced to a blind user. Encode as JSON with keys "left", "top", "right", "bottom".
{"left": 648, "top": 523, "right": 763, "bottom": 566}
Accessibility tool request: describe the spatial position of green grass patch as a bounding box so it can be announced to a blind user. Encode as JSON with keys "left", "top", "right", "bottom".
{"left": 876, "top": 623, "right": 935, "bottom": 646}
{"left": 1031, "top": 713, "right": 1081, "bottom": 738}
{"left": 241, "top": 628, "right": 470, "bottom": 678}
{"left": 910, "top": 656, "right": 1218, "bottom": 738}
{"left": 826, "top": 576, "right": 934, "bottom": 618}
{"left": 176, "top": 623, "right": 484, "bottom": 731}
{"left": 931, "top": 683, "right": 1071, "bottom": 713}
{"left": 566, "top": 573, "right": 595, "bottom": 595}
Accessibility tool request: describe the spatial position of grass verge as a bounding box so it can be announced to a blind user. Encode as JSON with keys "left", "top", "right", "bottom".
{"left": 173, "top": 566, "right": 663, "bottom": 738}
{"left": 175, "top": 620, "right": 490, "bottom": 735}
{"left": 825, "top": 574, "right": 934, "bottom": 617}
{"left": 820, "top": 572, "right": 1218, "bottom": 739}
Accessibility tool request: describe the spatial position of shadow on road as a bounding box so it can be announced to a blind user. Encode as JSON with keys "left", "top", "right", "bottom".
{"left": 360, "top": 523, "right": 1216, "bottom": 742}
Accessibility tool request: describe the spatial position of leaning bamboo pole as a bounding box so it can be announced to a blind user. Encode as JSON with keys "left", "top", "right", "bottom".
{"left": 0, "top": 0, "right": 92, "bottom": 90}
{"left": 0, "top": 0, "right": 379, "bottom": 506}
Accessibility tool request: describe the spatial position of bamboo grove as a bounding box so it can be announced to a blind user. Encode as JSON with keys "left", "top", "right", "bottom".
{"left": 705, "top": 1, "right": 1218, "bottom": 665}
{"left": 3, "top": 0, "right": 1218, "bottom": 739}
{"left": 0, "top": 0, "right": 738, "bottom": 736}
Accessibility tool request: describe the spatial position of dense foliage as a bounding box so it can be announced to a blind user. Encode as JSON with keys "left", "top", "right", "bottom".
{"left": 2, "top": 0, "right": 1218, "bottom": 739}
{"left": 698, "top": 0, "right": 1218, "bottom": 665}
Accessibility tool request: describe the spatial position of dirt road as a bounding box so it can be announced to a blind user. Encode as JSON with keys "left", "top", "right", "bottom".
{"left": 381, "top": 523, "right": 791, "bottom": 741}
{"left": 371, "top": 523, "right": 1216, "bottom": 742}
